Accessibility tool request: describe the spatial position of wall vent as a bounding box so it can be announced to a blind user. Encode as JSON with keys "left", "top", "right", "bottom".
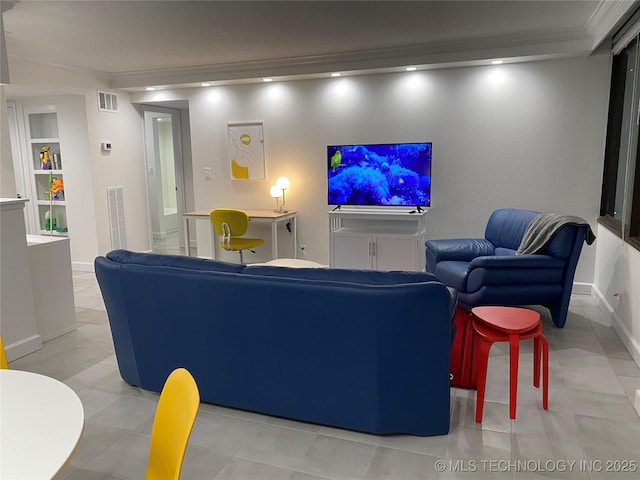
{"left": 107, "top": 186, "right": 127, "bottom": 249}
{"left": 98, "top": 91, "right": 119, "bottom": 113}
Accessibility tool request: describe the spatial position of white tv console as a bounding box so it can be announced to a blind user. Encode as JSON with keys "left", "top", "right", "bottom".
{"left": 329, "top": 208, "right": 427, "bottom": 272}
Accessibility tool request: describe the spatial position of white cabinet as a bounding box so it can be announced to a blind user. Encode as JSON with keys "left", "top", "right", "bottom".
{"left": 0, "top": 199, "right": 41, "bottom": 361}
{"left": 331, "top": 231, "right": 372, "bottom": 269}
{"left": 329, "top": 209, "right": 427, "bottom": 271}
{"left": 27, "top": 235, "right": 76, "bottom": 342}
{"left": 23, "top": 107, "right": 68, "bottom": 236}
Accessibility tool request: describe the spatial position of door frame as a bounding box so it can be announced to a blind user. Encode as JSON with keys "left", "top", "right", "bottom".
{"left": 141, "top": 105, "right": 186, "bottom": 249}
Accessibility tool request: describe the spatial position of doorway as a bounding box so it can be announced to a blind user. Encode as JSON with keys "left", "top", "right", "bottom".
{"left": 142, "top": 106, "right": 186, "bottom": 254}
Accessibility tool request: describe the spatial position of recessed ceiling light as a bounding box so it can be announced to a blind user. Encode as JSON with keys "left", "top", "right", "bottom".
{"left": 491, "top": 60, "right": 504, "bottom": 65}
{"left": 263, "top": 78, "right": 273, "bottom": 82}
{"left": 405, "top": 66, "right": 417, "bottom": 71}
{"left": 145, "top": 87, "right": 156, "bottom": 91}
{"left": 331, "top": 72, "right": 342, "bottom": 77}
{"left": 201, "top": 83, "right": 211, "bottom": 87}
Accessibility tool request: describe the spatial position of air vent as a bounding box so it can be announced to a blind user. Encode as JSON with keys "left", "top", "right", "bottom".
{"left": 98, "top": 91, "right": 119, "bottom": 113}
{"left": 107, "top": 186, "right": 127, "bottom": 249}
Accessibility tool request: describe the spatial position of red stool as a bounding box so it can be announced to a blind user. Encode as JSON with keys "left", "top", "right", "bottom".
{"left": 471, "top": 306, "right": 549, "bottom": 423}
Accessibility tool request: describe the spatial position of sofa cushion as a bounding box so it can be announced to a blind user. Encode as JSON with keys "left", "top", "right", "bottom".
{"left": 106, "top": 249, "right": 245, "bottom": 273}
{"left": 433, "top": 261, "right": 469, "bottom": 292}
{"left": 484, "top": 208, "right": 539, "bottom": 250}
{"left": 243, "top": 265, "right": 439, "bottom": 285}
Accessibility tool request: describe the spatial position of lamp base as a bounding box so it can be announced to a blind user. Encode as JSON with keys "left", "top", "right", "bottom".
{"left": 274, "top": 209, "right": 289, "bottom": 213}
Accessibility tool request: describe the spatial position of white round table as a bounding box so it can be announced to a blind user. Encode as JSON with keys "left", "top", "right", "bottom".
{"left": 0, "top": 369, "right": 85, "bottom": 479}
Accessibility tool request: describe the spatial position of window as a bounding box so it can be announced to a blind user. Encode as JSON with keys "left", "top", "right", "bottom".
{"left": 601, "top": 35, "right": 640, "bottom": 250}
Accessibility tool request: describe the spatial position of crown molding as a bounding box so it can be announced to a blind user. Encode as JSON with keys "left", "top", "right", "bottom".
{"left": 585, "top": 0, "right": 638, "bottom": 50}
{"left": 111, "top": 29, "right": 595, "bottom": 90}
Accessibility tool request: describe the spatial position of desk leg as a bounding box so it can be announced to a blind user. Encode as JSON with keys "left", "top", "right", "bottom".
{"left": 211, "top": 224, "right": 217, "bottom": 260}
{"left": 271, "top": 221, "right": 278, "bottom": 259}
{"left": 184, "top": 217, "right": 191, "bottom": 257}
{"left": 293, "top": 216, "right": 297, "bottom": 259}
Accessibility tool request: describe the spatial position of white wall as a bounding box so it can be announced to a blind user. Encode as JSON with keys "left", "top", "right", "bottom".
{"left": 133, "top": 56, "right": 611, "bottom": 282}
{"left": 4, "top": 57, "right": 151, "bottom": 267}
{"left": 4, "top": 55, "right": 612, "bottom": 279}
{"left": 593, "top": 226, "right": 640, "bottom": 365}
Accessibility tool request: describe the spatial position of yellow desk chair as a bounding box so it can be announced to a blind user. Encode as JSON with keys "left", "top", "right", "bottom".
{"left": 0, "top": 336, "right": 8, "bottom": 369}
{"left": 145, "top": 368, "right": 200, "bottom": 480}
{"left": 210, "top": 208, "right": 265, "bottom": 264}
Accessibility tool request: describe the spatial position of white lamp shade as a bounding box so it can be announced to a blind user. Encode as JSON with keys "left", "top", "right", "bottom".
{"left": 270, "top": 185, "right": 283, "bottom": 198}
{"left": 276, "top": 176, "right": 290, "bottom": 190}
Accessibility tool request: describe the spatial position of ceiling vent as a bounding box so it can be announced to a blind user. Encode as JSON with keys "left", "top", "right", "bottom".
{"left": 98, "top": 91, "right": 119, "bottom": 113}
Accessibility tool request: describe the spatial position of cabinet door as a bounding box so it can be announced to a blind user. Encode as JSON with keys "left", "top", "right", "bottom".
{"left": 374, "top": 234, "right": 418, "bottom": 271}
{"left": 331, "top": 231, "right": 372, "bottom": 269}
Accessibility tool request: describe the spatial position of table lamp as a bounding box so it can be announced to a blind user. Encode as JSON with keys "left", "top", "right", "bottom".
{"left": 270, "top": 176, "right": 290, "bottom": 212}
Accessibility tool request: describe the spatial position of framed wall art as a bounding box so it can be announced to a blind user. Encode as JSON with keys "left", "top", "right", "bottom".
{"left": 227, "top": 122, "right": 266, "bottom": 180}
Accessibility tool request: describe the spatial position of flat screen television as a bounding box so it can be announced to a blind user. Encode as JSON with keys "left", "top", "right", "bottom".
{"left": 327, "top": 142, "right": 432, "bottom": 207}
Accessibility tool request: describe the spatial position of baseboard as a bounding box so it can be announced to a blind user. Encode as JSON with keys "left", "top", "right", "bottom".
{"left": 5, "top": 334, "right": 42, "bottom": 362}
{"left": 592, "top": 284, "right": 640, "bottom": 368}
{"left": 72, "top": 261, "right": 94, "bottom": 272}
{"left": 572, "top": 282, "right": 592, "bottom": 295}
{"left": 39, "top": 325, "right": 77, "bottom": 343}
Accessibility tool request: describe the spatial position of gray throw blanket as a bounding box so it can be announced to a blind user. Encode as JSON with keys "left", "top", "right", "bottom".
{"left": 516, "top": 213, "right": 596, "bottom": 255}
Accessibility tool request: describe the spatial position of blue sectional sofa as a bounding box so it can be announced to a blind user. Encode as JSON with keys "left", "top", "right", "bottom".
{"left": 95, "top": 250, "right": 456, "bottom": 436}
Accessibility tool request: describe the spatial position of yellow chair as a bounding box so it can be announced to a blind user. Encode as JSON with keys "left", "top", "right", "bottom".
{"left": 0, "top": 336, "right": 8, "bottom": 369}
{"left": 145, "top": 368, "right": 200, "bottom": 480}
{"left": 210, "top": 208, "right": 265, "bottom": 264}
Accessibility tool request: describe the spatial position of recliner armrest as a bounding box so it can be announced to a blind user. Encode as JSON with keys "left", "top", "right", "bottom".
{"left": 468, "top": 254, "right": 564, "bottom": 269}
{"left": 426, "top": 239, "right": 495, "bottom": 263}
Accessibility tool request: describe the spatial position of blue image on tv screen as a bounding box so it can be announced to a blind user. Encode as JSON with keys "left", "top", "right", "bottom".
{"left": 327, "top": 142, "right": 432, "bottom": 207}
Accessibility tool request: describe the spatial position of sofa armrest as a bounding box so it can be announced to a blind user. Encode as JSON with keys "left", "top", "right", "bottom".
{"left": 468, "top": 254, "right": 564, "bottom": 269}
{"left": 426, "top": 239, "right": 495, "bottom": 264}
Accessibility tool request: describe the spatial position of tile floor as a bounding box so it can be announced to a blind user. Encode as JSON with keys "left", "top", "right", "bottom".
{"left": 8, "top": 267, "right": 640, "bottom": 479}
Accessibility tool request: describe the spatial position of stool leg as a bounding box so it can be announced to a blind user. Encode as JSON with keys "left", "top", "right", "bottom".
{"left": 474, "top": 337, "right": 493, "bottom": 423}
{"left": 509, "top": 333, "right": 520, "bottom": 420}
{"left": 533, "top": 336, "right": 541, "bottom": 389}
{"left": 471, "top": 329, "right": 480, "bottom": 386}
{"left": 541, "top": 335, "right": 549, "bottom": 410}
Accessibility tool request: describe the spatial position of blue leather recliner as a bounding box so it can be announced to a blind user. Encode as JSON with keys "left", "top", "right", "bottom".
{"left": 425, "top": 208, "right": 592, "bottom": 328}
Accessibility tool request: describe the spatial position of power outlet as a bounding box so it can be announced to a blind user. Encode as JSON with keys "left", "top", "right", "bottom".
{"left": 299, "top": 244, "right": 307, "bottom": 257}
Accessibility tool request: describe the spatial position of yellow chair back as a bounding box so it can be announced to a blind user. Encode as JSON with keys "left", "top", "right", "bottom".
{"left": 210, "top": 208, "right": 250, "bottom": 237}
{"left": 0, "top": 336, "right": 8, "bottom": 369}
{"left": 210, "top": 208, "right": 264, "bottom": 263}
{"left": 145, "top": 368, "right": 200, "bottom": 480}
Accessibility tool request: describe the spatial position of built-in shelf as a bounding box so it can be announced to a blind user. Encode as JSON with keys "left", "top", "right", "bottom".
{"left": 23, "top": 108, "right": 68, "bottom": 236}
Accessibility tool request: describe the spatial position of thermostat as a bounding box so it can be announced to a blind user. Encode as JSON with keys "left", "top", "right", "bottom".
{"left": 101, "top": 141, "right": 113, "bottom": 152}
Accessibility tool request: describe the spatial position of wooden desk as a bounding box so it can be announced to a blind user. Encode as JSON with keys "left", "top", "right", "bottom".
{"left": 183, "top": 209, "right": 297, "bottom": 260}
{"left": 0, "top": 370, "right": 85, "bottom": 479}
